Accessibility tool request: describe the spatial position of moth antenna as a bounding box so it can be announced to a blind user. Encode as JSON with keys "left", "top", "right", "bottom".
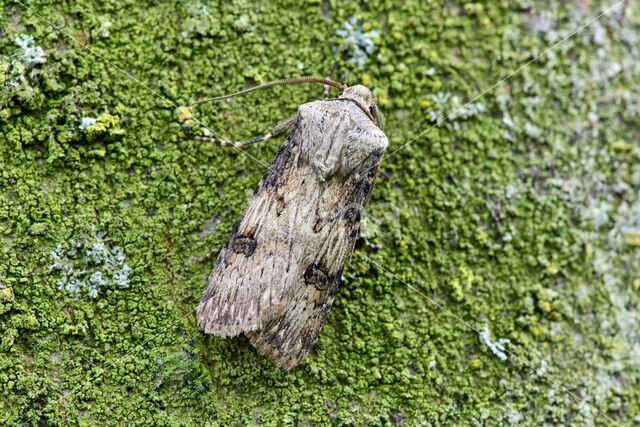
{"left": 192, "top": 77, "right": 347, "bottom": 106}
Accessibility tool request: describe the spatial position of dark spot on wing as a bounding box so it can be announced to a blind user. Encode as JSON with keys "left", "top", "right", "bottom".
{"left": 304, "top": 263, "right": 330, "bottom": 291}
{"left": 343, "top": 204, "right": 362, "bottom": 224}
{"left": 313, "top": 216, "right": 324, "bottom": 233}
{"left": 231, "top": 234, "right": 257, "bottom": 256}
{"left": 275, "top": 193, "right": 285, "bottom": 216}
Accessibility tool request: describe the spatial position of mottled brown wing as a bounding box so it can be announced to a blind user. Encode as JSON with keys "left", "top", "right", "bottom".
{"left": 197, "top": 99, "right": 387, "bottom": 367}
{"left": 196, "top": 124, "right": 306, "bottom": 337}
{"left": 247, "top": 150, "right": 382, "bottom": 370}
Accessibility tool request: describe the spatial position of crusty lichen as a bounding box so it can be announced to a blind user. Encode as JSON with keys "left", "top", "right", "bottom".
{"left": 1, "top": 0, "right": 639, "bottom": 425}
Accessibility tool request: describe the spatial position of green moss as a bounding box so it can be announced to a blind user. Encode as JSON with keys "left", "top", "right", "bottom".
{"left": 84, "top": 113, "right": 125, "bottom": 141}
{"left": 1, "top": 0, "right": 639, "bottom": 424}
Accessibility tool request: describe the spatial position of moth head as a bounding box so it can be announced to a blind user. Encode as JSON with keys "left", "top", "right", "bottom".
{"left": 339, "top": 85, "right": 373, "bottom": 107}
{"left": 339, "top": 85, "right": 383, "bottom": 130}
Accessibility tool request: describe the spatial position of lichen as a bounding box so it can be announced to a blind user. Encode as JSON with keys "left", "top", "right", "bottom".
{"left": 81, "top": 113, "right": 124, "bottom": 140}
{"left": 49, "top": 229, "right": 131, "bottom": 299}
{"left": 335, "top": 15, "right": 380, "bottom": 70}
{"left": 478, "top": 324, "right": 510, "bottom": 361}
{"left": 14, "top": 34, "right": 46, "bottom": 68}
{"left": 78, "top": 117, "right": 97, "bottom": 132}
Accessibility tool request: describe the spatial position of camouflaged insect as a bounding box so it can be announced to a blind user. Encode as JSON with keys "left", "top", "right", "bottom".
{"left": 196, "top": 80, "right": 388, "bottom": 370}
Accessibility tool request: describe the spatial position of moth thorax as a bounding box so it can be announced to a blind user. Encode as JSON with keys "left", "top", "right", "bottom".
{"left": 339, "top": 85, "right": 374, "bottom": 108}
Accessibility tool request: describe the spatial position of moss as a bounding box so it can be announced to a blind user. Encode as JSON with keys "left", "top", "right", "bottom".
{"left": 1, "top": 0, "right": 639, "bottom": 424}
{"left": 81, "top": 113, "right": 124, "bottom": 141}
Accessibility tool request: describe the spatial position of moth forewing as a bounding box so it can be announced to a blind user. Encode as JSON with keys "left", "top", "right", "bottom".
{"left": 197, "top": 84, "right": 387, "bottom": 369}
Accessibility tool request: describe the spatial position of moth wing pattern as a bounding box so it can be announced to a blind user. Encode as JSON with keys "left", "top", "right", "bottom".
{"left": 197, "top": 89, "right": 388, "bottom": 369}
{"left": 247, "top": 129, "right": 384, "bottom": 370}
{"left": 246, "top": 279, "right": 339, "bottom": 371}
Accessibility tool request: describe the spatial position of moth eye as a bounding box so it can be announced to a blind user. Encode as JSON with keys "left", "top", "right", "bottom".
{"left": 231, "top": 235, "right": 257, "bottom": 256}
{"left": 304, "top": 264, "right": 330, "bottom": 291}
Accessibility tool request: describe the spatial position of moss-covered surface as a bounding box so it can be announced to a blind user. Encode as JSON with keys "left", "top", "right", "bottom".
{"left": 1, "top": 0, "right": 639, "bottom": 424}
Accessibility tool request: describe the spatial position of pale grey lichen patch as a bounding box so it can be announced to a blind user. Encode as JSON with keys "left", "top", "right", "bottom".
{"left": 49, "top": 229, "right": 131, "bottom": 299}
{"left": 198, "top": 216, "right": 222, "bottom": 238}
{"left": 14, "top": 34, "right": 46, "bottom": 68}
{"left": 609, "top": 198, "right": 640, "bottom": 248}
{"left": 524, "top": 122, "right": 541, "bottom": 139}
{"left": 335, "top": 15, "right": 379, "bottom": 69}
{"left": 182, "top": 2, "right": 221, "bottom": 36}
{"left": 92, "top": 21, "right": 113, "bottom": 39}
{"left": 478, "top": 324, "right": 510, "bottom": 361}
{"left": 427, "top": 92, "right": 486, "bottom": 129}
{"left": 506, "top": 406, "right": 524, "bottom": 424}
{"left": 78, "top": 117, "right": 97, "bottom": 132}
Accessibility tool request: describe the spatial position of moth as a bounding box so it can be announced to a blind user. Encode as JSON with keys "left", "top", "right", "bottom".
{"left": 195, "top": 77, "right": 388, "bottom": 370}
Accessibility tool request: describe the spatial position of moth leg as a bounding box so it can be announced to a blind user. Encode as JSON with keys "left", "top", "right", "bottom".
{"left": 323, "top": 83, "right": 331, "bottom": 100}
{"left": 378, "top": 170, "right": 391, "bottom": 180}
{"left": 323, "top": 64, "right": 337, "bottom": 100}
{"left": 195, "top": 115, "right": 297, "bottom": 148}
{"left": 360, "top": 233, "right": 383, "bottom": 250}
